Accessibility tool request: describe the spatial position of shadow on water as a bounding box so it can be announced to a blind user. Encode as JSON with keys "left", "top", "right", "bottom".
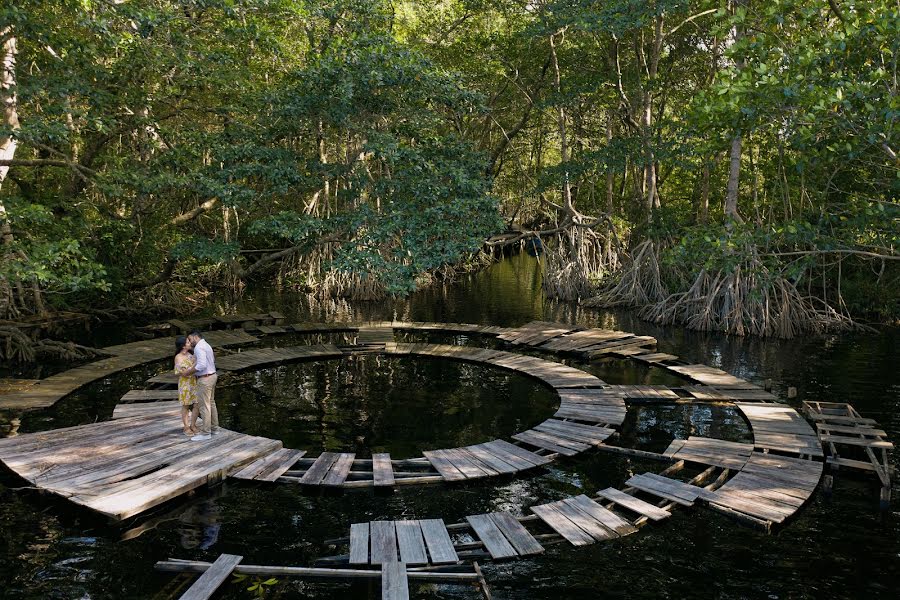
{"left": 0, "top": 253, "right": 898, "bottom": 599}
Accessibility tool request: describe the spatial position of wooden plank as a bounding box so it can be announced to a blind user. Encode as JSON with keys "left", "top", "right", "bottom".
{"left": 533, "top": 420, "right": 613, "bottom": 445}
{"left": 625, "top": 475, "right": 695, "bottom": 507}
{"left": 381, "top": 561, "right": 410, "bottom": 600}
{"left": 488, "top": 511, "right": 544, "bottom": 556}
{"left": 815, "top": 423, "right": 887, "bottom": 437}
{"left": 596, "top": 487, "right": 671, "bottom": 521}
{"left": 322, "top": 453, "right": 356, "bottom": 486}
{"left": 179, "top": 553, "right": 243, "bottom": 600}
{"left": 555, "top": 499, "right": 616, "bottom": 541}
{"left": 483, "top": 440, "right": 551, "bottom": 467}
{"left": 462, "top": 445, "right": 518, "bottom": 474}
{"left": 530, "top": 503, "right": 595, "bottom": 546}
{"left": 568, "top": 495, "right": 637, "bottom": 535}
{"left": 418, "top": 519, "right": 459, "bottom": 565}
{"left": 372, "top": 453, "right": 395, "bottom": 487}
{"left": 422, "top": 450, "right": 467, "bottom": 481}
{"left": 465, "top": 514, "right": 518, "bottom": 559}
{"left": 442, "top": 447, "right": 495, "bottom": 478}
{"left": 256, "top": 449, "right": 306, "bottom": 482}
{"left": 819, "top": 433, "right": 893, "bottom": 450}
{"left": 394, "top": 521, "right": 428, "bottom": 565}
{"left": 369, "top": 521, "right": 398, "bottom": 565}
{"left": 349, "top": 523, "right": 370, "bottom": 565}
{"left": 512, "top": 430, "right": 585, "bottom": 456}
{"left": 299, "top": 452, "right": 340, "bottom": 485}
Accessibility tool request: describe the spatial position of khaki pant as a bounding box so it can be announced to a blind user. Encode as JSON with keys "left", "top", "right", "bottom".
{"left": 196, "top": 373, "right": 219, "bottom": 434}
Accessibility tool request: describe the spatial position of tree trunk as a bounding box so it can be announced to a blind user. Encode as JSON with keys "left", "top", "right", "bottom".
{"left": 723, "top": 1, "right": 745, "bottom": 223}
{"left": 699, "top": 159, "right": 710, "bottom": 224}
{"left": 1, "top": 31, "right": 19, "bottom": 245}
{"left": 724, "top": 135, "right": 743, "bottom": 222}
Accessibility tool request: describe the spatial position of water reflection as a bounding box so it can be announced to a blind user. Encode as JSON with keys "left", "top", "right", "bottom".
{"left": 0, "top": 253, "right": 897, "bottom": 599}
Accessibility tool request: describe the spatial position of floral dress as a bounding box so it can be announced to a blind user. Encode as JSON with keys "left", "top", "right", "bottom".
{"left": 175, "top": 354, "right": 198, "bottom": 406}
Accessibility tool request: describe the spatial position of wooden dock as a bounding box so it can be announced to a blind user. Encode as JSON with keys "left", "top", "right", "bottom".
{"left": 804, "top": 401, "right": 894, "bottom": 506}
{"left": 0, "top": 413, "right": 281, "bottom": 520}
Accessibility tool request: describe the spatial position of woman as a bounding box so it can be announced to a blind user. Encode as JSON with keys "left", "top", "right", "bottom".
{"left": 174, "top": 335, "right": 199, "bottom": 435}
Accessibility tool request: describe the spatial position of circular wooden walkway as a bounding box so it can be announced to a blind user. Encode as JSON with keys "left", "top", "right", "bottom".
{"left": 0, "top": 319, "right": 836, "bottom": 527}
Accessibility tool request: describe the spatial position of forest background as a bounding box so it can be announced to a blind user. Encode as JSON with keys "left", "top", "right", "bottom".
{"left": 0, "top": 0, "right": 897, "bottom": 357}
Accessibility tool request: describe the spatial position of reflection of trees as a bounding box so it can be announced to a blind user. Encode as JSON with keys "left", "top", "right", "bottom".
{"left": 232, "top": 356, "right": 556, "bottom": 458}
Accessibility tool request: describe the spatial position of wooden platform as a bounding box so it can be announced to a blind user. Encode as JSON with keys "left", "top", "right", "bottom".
{"left": 0, "top": 414, "right": 281, "bottom": 520}
{"left": 0, "top": 330, "right": 258, "bottom": 411}
{"left": 700, "top": 452, "right": 822, "bottom": 525}
{"left": 804, "top": 401, "right": 893, "bottom": 504}
{"left": 215, "top": 344, "right": 343, "bottom": 372}
{"left": 664, "top": 436, "right": 754, "bottom": 470}
{"left": 736, "top": 402, "right": 823, "bottom": 457}
{"left": 350, "top": 519, "right": 461, "bottom": 565}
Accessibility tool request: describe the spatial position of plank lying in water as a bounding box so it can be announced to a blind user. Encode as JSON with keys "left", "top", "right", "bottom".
{"left": 370, "top": 521, "right": 398, "bottom": 564}
{"left": 349, "top": 523, "right": 370, "bottom": 565}
{"left": 372, "top": 453, "right": 395, "bottom": 487}
{"left": 180, "top": 553, "right": 243, "bottom": 600}
{"left": 465, "top": 514, "right": 518, "bottom": 559}
{"left": 381, "top": 561, "right": 410, "bottom": 600}
{"left": 419, "top": 519, "right": 458, "bottom": 564}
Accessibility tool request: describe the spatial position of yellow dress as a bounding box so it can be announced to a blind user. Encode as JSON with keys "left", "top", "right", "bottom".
{"left": 176, "top": 354, "right": 198, "bottom": 406}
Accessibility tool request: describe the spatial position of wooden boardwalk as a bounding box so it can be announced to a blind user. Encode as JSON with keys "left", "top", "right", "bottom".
{"left": 0, "top": 414, "right": 280, "bottom": 520}
{"left": 0, "top": 330, "right": 257, "bottom": 411}
{"left": 215, "top": 344, "right": 343, "bottom": 371}
{"left": 804, "top": 401, "right": 894, "bottom": 505}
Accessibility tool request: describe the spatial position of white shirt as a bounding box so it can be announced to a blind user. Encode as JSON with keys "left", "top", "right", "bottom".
{"left": 193, "top": 339, "right": 216, "bottom": 376}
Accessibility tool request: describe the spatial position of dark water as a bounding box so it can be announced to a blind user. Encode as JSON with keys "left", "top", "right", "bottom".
{"left": 1, "top": 253, "right": 898, "bottom": 599}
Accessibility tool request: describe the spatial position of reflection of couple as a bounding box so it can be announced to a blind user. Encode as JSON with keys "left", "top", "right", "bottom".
{"left": 173, "top": 331, "right": 219, "bottom": 441}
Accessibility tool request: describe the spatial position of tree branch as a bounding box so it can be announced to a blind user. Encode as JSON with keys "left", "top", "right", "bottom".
{"left": 169, "top": 198, "right": 219, "bottom": 226}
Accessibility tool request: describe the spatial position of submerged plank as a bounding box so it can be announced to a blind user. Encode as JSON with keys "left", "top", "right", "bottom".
{"left": 179, "top": 553, "right": 243, "bottom": 600}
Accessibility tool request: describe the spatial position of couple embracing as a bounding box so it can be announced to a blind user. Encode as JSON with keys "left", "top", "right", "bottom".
{"left": 173, "top": 331, "right": 219, "bottom": 441}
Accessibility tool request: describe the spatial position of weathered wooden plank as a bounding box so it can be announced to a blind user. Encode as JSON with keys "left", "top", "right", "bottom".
{"left": 555, "top": 499, "right": 616, "bottom": 541}
{"left": 488, "top": 511, "right": 544, "bottom": 556}
{"left": 370, "top": 521, "right": 398, "bottom": 565}
{"left": 349, "top": 523, "right": 370, "bottom": 565}
{"left": 299, "top": 452, "right": 341, "bottom": 485}
{"left": 819, "top": 433, "right": 893, "bottom": 450}
{"left": 512, "top": 430, "right": 584, "bottom": 456}
{"left": 179, "top": 553, "right": 243, "bottom": 600}
{"left": 625, "top": 475, "right": 695, "bottom": 507}
{"left": 530, "top": 503, "right": 595, "bottom": 546}
{"left": 418, "top": 519, "right": 458, "bottom": 565}
{"left": 484, "top": 440, "right": 552, "bottom": 467}
{"left": 372, "top": 453, "right": 395, "bottom": 487}
{"left": 395, "top": 521, "right": 428, "bottom": 565}
{"left": 596, "top": 488, "right": 671, "bottom": 521}
{"left": 322, "top": 453, "right": 356, "bottom": 486}
{"left": 568, "top": 495, "right": 637, "bottom": 535}
{"left": 461, "top": 445, "right": 518, "bottom": 474}
{"left": 422, "top": 450, "right": 467, "bottom": 481}
{"left": 465, "top": 514, "right": 518, "bottom": 559}
{"left": 381, "top": 561, "right": 410, "bottom": 600}
{"left": 256, "top": 449, "right": 307, "bottom": 482}
{"left": 443, "top": 447, "right": 496, "bottom": 478}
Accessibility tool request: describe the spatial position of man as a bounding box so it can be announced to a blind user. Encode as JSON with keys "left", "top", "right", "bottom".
{"left": 186, "top": 330, "right": 218, "bottom": 441}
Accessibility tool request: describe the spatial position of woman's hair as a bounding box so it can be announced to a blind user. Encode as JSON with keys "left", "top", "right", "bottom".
{"left": 175, "top": 335, "right": 188, "bottom": 356}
